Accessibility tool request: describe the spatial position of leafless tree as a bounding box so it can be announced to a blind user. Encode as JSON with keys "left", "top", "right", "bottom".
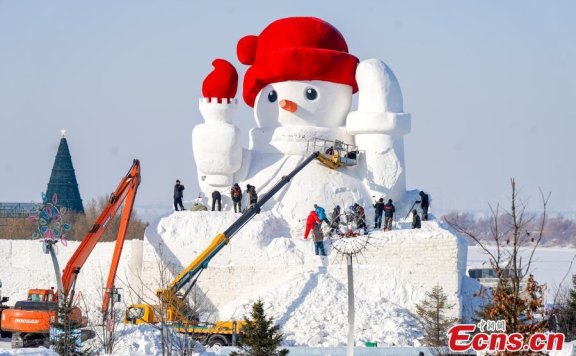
{"left": 446, "top": 179, "right": 550, "bottom": 355}
{"left": 77, "top": 270, "right": 124, "bottom": 355}
{"left": 117, "top": 244, "right": 211, "bottom": 356}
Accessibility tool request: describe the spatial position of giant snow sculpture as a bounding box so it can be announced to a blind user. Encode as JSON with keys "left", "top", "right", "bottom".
{"left": 193, "top": 17, "right": 411, "bottom": 217}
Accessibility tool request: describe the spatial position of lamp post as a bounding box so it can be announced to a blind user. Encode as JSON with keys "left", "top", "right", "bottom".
{"left": 329, "top": 211, "right": 370, "bottom": 356}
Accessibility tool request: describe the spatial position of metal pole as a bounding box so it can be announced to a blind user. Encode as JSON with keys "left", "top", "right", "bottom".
{"left": 47, "top": 242, "right": 64, "bottom": 300}
{"left": 347, "top": 253, "right": 355, "bottom": 356}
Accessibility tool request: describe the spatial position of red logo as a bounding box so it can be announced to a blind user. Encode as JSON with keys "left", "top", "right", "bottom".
{"left": 448, "top": 322, "right": 564, "bottom": 352}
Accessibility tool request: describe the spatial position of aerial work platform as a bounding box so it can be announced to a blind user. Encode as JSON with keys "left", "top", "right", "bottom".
{"left": 307, "top": 138, "right": 359, "bottom": 169}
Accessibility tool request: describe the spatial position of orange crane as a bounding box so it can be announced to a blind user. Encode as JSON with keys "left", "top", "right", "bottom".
{"left": 1, "top": 160, "right": 141, "bottom": 348}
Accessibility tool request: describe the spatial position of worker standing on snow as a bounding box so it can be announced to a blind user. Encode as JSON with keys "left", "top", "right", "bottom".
{"left": 330, "top": 205, "right": 341, "bottom": 234}
{"left": 313, "top": 221, "right": 326, "bottom": 256}
{"left": 211, "top": 190, "right": 222, "bottom": 211}
{"left": 373, "top": 197, "right": 385, "bottom": 229}
{"left": 383, "top": 199, "right": 395, "bottom": 231}
{"left": 354, "top": 203, "right": 368, "bottom": 235}
{"left": 314, "top": 204, "right": 330, "bottom": 226}
{"left": 247, "top": 184, "right": 258, "bottom": 207}
{"left": 412, "top": 209, "right": 421, "bottom": 229}
{"left": 230, "top": 183, "right": 242, "bottom": 213}
{"left": 419, "top": 191, "right": 430, "bottom": 221}
{"left": 304, "top": 210, "right": 320, "bottom": 239}
{"left": 173, "top": 179, "right": 185, "bottom": 211}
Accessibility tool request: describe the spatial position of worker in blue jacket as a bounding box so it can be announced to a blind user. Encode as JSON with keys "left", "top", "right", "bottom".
{"left": 314, "top": 204, "right": 331, "bottom": 226}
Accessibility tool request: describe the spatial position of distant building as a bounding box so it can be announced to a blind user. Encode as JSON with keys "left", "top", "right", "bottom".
{"left": 45, "top": 131, "right": 84, "bottom": 213}
{"left": 0, "top": 203, "right": 38, "bottom": 217}
{"left": 0, "top": 202, "right": 38, "bottom": 227}
{"left": 468, "top": 267, "right": 525, "bottom": 289}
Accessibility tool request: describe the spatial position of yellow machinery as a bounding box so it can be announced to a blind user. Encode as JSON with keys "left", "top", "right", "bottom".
{"left": 125, "top": 152, "right": 322, "bottom": 346}
{"left": 307, "top": 138, "right": 360, "bottom": 169}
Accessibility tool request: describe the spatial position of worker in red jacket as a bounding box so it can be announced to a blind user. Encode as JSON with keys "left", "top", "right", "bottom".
{"left": 304, "top": 211, "right": 320, "bottom": 239}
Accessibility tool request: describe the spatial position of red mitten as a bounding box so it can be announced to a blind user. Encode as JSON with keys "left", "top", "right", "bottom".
{"left": 202, "top": 59, "right": 238, "bottom": 102}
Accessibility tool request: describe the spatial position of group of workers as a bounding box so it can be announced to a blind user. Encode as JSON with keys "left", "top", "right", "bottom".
{"left": 216, "top": 183, "right": 258, "bottom": 212}
{"left": 302, "top": 190, "right": 431, "bottom": 256}
{"left": 172, "top": 179, "right": 259, "bottom": 213}
{"left": 373, "top": 191, "right": 430, "bottom": 231}
{"left": 174, "top": 179, "right": 431, "bottom": 251}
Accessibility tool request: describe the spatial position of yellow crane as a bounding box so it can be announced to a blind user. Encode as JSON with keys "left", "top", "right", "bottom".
{"left": 126, "top": 152, "right": 322, "bottom": 346}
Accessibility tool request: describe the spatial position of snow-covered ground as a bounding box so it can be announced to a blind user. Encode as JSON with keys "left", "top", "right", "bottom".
{"left": 1, "top": 209, "right": 575, "bottom": 355}
{"left": 1, "top": 226, "right": 576, "bottom": 355}
{"left": 135, "top": 212, "right": 471, "bottom": 346}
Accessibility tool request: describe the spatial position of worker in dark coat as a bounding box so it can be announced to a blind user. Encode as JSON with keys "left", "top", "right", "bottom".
{"left": 412, "top": 209, "right": 421, "bottom": 229}
{"left": 173, "top": 179, "right": 185, "bottom": 211}
{"left": 373, "top": 198, "right": 385, "bottom": 229}
{"left": 383, "top": 199, "right": 395, "bottom": 231}
{"left": 247, "top": 184, "right": 258, "bottom": 207}
{"left": 230, "top": 183, "right": 242, "bottom": 213}
{"left": 211, "top": 190, "right": 222, "bottom": 211}
{"left": 330, "top": 205, "right": 341, "bottom": 234}
{"left": 313, "top": 221, "right": 326, "bottom": 256}
{"left": 354, "top": 203, "right": 368, "bottom": 235}
{"left": 419, "top": 191, "right": 430, "bottom": 221}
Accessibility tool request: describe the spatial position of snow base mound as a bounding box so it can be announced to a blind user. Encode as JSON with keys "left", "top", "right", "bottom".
{"left": 134, "top": 210, "right": 472, "bottom": 347}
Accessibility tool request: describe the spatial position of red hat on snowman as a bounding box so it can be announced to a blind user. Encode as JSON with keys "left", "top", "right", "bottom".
{"left": 237, "top": 17, "right": 359, "bottom": 107}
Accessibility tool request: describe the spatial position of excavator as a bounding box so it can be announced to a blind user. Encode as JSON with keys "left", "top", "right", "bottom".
{"left": 1, "top": 159, "right": 141, "bottom": 348}
{"left": 125, "top": 151, "right": 322, "bottom": 347}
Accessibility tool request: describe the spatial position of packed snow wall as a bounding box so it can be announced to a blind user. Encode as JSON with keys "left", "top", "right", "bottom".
{"left": 0, "top": 239, "right": 142, "bottom": 304}
{"left": 0, "top": 212, "right": 470, "bottom": 347}
{"left": 131, "top": 211, "right": 470, "bottom": 346}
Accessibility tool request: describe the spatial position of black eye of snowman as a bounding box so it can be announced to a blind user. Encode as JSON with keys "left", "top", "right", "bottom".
{"left": 268, "top": 90, "right": 278, "bottom": 103}
{"left": 305, "top": 87, "right": 318, "bottom": 101}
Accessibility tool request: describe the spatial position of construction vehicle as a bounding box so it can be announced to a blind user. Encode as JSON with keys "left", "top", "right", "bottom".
{"left": 125, "top": 151, "right": 322, "bottom": 347}
{"left": 307, "top": 138, "right": 359, "bottom": 170}
{"left": 0, "top": 280, "right": 12, "bottom": 338}
{"left": 1, "top": 160, "right": 141, "bottom": 348}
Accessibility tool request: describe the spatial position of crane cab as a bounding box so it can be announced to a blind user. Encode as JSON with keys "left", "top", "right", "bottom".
{"left": 26, "top": 289, "right": 57, "bottom": 303}
{"left": 307, "top": 138, "right": 360, "bottom": 169}
{"left": 124, "top": 304, "right": 158, "bottom": 325}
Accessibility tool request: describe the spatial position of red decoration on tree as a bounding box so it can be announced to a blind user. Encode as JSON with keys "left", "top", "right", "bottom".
{"left": 202, "top": 59, "right": 238, "bottom": 102}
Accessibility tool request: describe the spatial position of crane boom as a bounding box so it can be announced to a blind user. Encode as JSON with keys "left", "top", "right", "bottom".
{"left": 60, "top": 160, "right": 141, "bottom": 306}
{"left": 164, "top": 151, "right": 320, "bottom": 296}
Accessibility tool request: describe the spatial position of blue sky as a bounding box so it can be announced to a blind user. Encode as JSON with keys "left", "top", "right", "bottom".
{"left": 0, "top": 0, "right": 574, "bottom": 213}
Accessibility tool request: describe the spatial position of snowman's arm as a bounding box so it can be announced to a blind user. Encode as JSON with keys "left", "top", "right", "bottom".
{"left": 345, "top": 59, "right": 411, "bottom": 201}
{"left": 193, "top": 59, "right": 246, "bottom": 187}
{"left": 346, "top": 58, "right": 411, "bottom": 137}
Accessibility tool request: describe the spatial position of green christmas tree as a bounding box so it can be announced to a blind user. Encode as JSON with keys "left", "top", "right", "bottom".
{"left": 415, "top": 285, "right": 460, "bottom": 347}
{"left": 558, "top": 274, "right": 576, "bottom": 339}
{"left": 46, "top": 134, "right": 84, "bottom": 213}
{"left": 230, "top": 299, "right": 288, "bottom": 356}
{"left": 51, "top": 293, "right": 90, "bottom": 356}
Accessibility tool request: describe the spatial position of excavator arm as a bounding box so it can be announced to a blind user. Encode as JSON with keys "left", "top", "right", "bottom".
{"left": 60, "top": 159, "right": 141, "bottom": 312}
{"left": 2, "top": 160, "right": 141, "bottom": 347}
{"left": 156, "top": 152, "right": 320, "bottom": 322}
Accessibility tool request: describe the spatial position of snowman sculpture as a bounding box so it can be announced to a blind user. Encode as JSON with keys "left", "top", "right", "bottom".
{"left": 193, "top": 17, "right": 411, "bottom": 220}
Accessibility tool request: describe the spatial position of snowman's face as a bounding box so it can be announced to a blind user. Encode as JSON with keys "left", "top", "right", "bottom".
{"left": 254, "top": 80, "right": 352, "bottom": 128}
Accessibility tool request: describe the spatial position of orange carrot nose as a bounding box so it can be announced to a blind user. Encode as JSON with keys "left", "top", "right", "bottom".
{"left": 279, "top": 99, "right": 298, "bottom": 113}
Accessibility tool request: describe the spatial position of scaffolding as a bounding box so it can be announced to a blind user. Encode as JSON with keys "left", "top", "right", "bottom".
{"left": 307, "top": 138, "right": 360, "bottom": 169}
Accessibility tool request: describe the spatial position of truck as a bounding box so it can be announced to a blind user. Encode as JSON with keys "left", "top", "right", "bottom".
{"left": 1, "top": 160, "right": 141, "bottom": 348}
{"left": 125, "top": 151, "right": 321, "bottom": 346}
